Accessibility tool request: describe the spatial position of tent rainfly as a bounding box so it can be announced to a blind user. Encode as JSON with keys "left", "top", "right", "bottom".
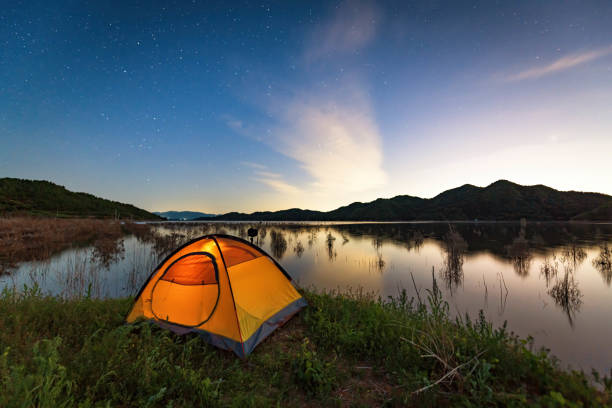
{"left": 126, "top": 234, "right": 306, "bottom": 357}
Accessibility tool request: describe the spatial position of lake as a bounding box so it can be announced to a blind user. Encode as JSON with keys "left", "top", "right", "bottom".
{"left": 2, "top": 221, "right": 611, "bottom": 375}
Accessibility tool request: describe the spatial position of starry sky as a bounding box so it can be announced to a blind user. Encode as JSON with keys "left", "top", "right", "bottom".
{"left": 2, "top": 1, "right": 612, "bottom": 213}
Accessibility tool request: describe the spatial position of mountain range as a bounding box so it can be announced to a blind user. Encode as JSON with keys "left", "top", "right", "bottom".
{"left": 208, "top": 180, "right": 612, "bottom": 221}
{"left": 154, "top": 211, "right": 217, "bottom": 220}
{"left": 2, "top": 178, "right": 611, "bottom": 221}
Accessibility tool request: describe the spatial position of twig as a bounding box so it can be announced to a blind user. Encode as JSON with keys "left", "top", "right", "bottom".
{"left": 410, "top": 271, "right": 422, "bottom": 306}
{"left": 410, "top": 350, "right": 486, "bottom": 395}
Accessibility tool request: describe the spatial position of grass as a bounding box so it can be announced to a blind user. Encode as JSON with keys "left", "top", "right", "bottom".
{"left": 1, "top": 283, "right": 610, "bottom": 407}
{"left": 0, "top": 217, "right": 155, "bottom": 272}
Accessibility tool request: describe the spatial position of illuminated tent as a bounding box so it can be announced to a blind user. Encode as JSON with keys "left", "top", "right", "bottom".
{"left": 126, "top": 234, "right": 306, "bottom": 357}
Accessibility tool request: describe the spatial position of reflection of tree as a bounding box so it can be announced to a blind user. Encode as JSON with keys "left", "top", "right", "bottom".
{"left": 91, "top": 237, "right": 125, "bottom": 267}
{"left": 293, "top": 240, "right": 305, "bottom": 258}
{"left": 539, "top": 254, "right": 559, "bottom": 288}
{"left": 561, "top": 241, "right": 587, "bottom": 269}
{"left": 269, "top": 230, "right": 287, "bottom": 259}
{"left": 371, "top": 236, "right": 385, "bottom": 272}
{"left": 593, "top": 244, "right": 612, "bottom": 286}
{"left": 259, "top": 227, "right": 267, "bottom": 245}
{"left": 506, "top": 230, "right": 531, "bottom": 277}
{"left": 440, "top": 227, "right": 467, "bottom": 292}
{"left": 409, "top": 230, "right": 425, "bottom": 252}
{"left": 307, "top": 230, "right": 318, "bottom": 248}
{"left": 548, "top": 268, "right": 582, "bottom": 327}
{"left": 326, "top": 233, "right": 337, "bottom": 261}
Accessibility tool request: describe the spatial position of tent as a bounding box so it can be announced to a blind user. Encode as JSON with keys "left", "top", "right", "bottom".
{"left": 126, "top": 234, "right": 306, "bottom": 357}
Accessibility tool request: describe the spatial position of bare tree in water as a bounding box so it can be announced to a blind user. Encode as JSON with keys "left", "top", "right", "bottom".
{"left": 269, "top": 229, "right": 288, "bottom": 259}
{"left": 506, "top": 227, "right": 531, "bottom": 277}
{"left": 326, "top": 233, "right": 337, "bottom": 261}
{"left": 440, "top": 226, "right": 467, "bottom": 292}
{"left": 371, "top": 235, "right": 385, "bottom": 272}
{"left": 561, "top": 237, "right": 587, "bottom": 269}
{"left": 593, "top": 243, "right": 612, "bottom": 286}
{"left": 548, "top": 263, "right": 582, "bottom": 327}
{"left": 293, "top": 240, "right": 305, "bottom": 258}
{"left": 540, "top": 253, "right": 559, "bottom": 288}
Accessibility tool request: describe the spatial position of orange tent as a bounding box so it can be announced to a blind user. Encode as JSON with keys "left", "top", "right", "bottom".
{"left": 126, "top": 234, "right": 306, "bottom": 357}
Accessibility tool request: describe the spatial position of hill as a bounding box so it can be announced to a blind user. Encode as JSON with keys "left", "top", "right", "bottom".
{"left": 211, "top": 180, "right": 612, "bottom": 221}
{"left": 0, "top": 178, "right": 162, "bottom": 220}
{"left": 154, "top": 211, "right": 217, "bottom": 220}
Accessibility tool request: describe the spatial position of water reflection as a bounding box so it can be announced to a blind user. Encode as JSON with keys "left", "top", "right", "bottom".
{"left": 548, "top": 266, "right": 582, "bottom": 327}
{"left": 540, "top": 254, "right": 560, "bottom": 288}
{"left": 2, "top": 221, "right": 612, "bottom": 375}
{"left": 562, "top": 240, "right": 587, "bottom": 269}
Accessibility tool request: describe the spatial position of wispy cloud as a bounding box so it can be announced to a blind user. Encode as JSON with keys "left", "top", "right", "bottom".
{"left": 253, "top": 175, "right": 302, "bottom": 195}
{"left": 304, "top": 0, "right": 381, "bottom": 62}
{"left": 240, "top": 161, "right": 267, "bottom": 170}
{"left": 228, "top": 1, "right": 387, "bottom": 202}
{"left": 240, "top": 162, "right": 302, "bottom": 194}
{"left": 505, "top": 45, "right": 612, "bottom": 81}
{"left": 270, "top": 85, "right": 386, "bottom": 193}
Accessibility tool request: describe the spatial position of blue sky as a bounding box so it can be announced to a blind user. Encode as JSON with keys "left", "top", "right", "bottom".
{"left": 2, "top": 1, "right": 612, "bottom": 213}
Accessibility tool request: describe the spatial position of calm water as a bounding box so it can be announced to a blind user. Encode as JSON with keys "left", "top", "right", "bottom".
{"left": 2, "top": 221, "right": 612, "bottom": 375}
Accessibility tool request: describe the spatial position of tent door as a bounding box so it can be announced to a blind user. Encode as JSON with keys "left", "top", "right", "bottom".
{"left": 150, "top": 252, "right": 220, "bottom": 327}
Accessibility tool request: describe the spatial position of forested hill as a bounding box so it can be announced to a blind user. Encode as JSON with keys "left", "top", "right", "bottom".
{"left": 0, "top": 178, "right": 161, "bottom": 220}
{"left": 210, "top": 180, "right": 612, "bottom": 221}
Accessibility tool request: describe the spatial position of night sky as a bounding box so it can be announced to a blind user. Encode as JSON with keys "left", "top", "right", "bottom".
{"left": 2, "top": 1, "right": 612, "bottom": 213}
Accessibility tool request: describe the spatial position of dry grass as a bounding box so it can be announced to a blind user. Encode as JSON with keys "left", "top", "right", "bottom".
{"left": 0, "top": 217, "right": 153, "bottom": 273}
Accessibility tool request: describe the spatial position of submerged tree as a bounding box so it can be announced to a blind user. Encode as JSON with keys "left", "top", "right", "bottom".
{"left": 440, "top": 227, "right": 467, "bottom": 292}
{"left": 506, "top": 229, "right": 532, "bottom": 277}
{"left": 549, "top": 268, "right": 582, "bottom": 327}
{"left": 410, "top": 230, "right": 425, "bottom": 252}
{"left": 269, "top": 230, "right": 288, "bottom": 259}
{"left": 307, "top": 230, "right": 318, "bottom": 248}
{"left": 593, "top": 243, "right": 612, "bottom": 286}
{"left": 561, "top": 240, "right": 587, "bottom": 269}
{"left": 293, "top": 240, "right": 305, "bottom": 258}
{"left": 326, "top": 233, "right": 337, "bottom": 261}
{"left": 540, "top": 254, "right": 559, "bottom": 288}
{"left": 371, "top": 236, "right": 385, "bottom": 273}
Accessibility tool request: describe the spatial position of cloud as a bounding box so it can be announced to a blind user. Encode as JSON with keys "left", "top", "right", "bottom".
{"left": 240, "top": 161, "right": 267, "bottom": 170}
{"left": 227, "top": 1, "right": 387, "bottom": 202}
{"left": 269, "top": 85, "right": 387, "bottom": 193}
{"left": 304, "top": 0, "right": 381, "bottom": 62}
{"left": 253, "top": 176, "right": 302, "bottom": 195}
{"left": 505, "top": 45, "right": 612, "bottom": 81}
{"left": 240, "top": 162, "right": 302, "bottom": 194}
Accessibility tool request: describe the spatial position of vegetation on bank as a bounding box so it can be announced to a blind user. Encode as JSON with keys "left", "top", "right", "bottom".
{"left": 0, "top": 218, "right": 151, "bottom": 272}
{"left": 0, "top": 178, "right": 161, "bottom": 220}
{"left": 1, "top": 283, "right": 610, "bottom": 407}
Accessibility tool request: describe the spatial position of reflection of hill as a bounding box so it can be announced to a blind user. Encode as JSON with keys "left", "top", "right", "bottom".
{"left": 218, "top": 222, "right": 610, "bottom": 263}
{"left": 316, "top": 222, "right": 609, "bottom": 260}
{"left": 211, "top": 180, "right": 612, "bottom": 221}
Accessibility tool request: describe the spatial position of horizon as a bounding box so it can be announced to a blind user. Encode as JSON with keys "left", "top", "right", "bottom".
{"left": 2, "top": 1, "right": 612, "bottom": 213}
{"left": 8, "top": 176, "right": 610, "bottom": 215}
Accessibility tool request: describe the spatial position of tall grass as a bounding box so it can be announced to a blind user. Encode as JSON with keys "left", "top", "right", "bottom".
{"left": 1, "top": 281, "right": 609, "bottom": 407}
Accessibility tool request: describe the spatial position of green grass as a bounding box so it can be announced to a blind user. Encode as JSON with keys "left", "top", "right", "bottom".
{"left": 0, "top": 284, "right": 610, "bottom": 407}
